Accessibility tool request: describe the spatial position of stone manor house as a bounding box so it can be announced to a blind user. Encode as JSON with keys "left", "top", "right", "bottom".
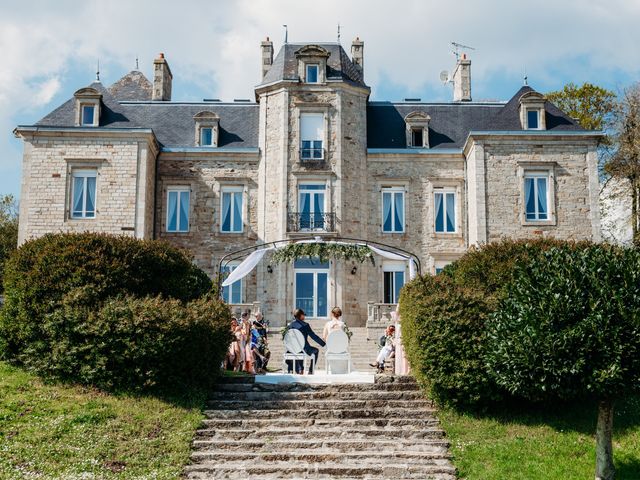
{"left": 14, "top": 38, "right": 602, "bottom": 327}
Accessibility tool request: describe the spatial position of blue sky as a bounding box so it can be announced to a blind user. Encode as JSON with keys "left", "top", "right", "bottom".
{"left": 2, "top": 0, "right": 640, "bottom": 199}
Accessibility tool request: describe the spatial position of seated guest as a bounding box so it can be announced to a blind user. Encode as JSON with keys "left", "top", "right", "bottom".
{"left": 285, "top": 308, "right": 326, "bottom": 374}
{"left": 370, "top": 324, "right": 396, "bottom": 373}
{"left": 323, "top": 306, "right": 346, "bottom": 341}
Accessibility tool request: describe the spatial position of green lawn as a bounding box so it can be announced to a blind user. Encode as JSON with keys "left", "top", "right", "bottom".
{"left": 439, "top": 396, "right": 640, "bottom": 480}
{"left": 0, "top": 362, "right": 205, "bottom": 479}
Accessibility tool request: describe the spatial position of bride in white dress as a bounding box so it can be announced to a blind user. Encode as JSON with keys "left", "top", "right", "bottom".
{"left": 323, "top": 307, "right": 345, "bottom": 341}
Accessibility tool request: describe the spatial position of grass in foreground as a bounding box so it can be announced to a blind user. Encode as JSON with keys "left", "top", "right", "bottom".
{"left": 439, "top": 395, "right": 640, "bottom": 480}
{"left": 0, "top": 361, "right": 205, "bottom": 479}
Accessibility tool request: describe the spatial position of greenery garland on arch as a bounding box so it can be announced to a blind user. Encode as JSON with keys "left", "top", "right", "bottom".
{"left": 271, "top": 242, "right": 375, "bottom": 266}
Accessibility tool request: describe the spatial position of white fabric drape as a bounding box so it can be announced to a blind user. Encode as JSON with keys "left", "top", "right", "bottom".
{"left": 221, "top": 241, "right": 419, "bottom": 289}
{"left": 221, "top": 248, "right": 273, "bottom": 287}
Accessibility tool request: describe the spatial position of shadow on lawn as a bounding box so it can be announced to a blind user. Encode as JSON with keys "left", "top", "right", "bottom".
{"left": 617, "top": 458, "right": 640, "bottom": 480}
{"left": 460, "top": 395, "right": 640, "bottom": 437}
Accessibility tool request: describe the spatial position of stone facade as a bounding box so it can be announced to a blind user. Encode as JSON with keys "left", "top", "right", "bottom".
{"left": 15, "top": 39, "right": 602, "bottom": 327}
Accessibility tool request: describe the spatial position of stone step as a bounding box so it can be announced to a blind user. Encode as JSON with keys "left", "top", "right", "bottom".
{"left": 206, "top": 398, "right": 434, "bottom": 410}
{"left": 201, "top": 417, "right": 441, "bottom": 430}
{"left": 184, "top": 462, "right": 456, "bottom": 479}
{"left": 194, "top": 427, "right": 445, "bottom": 440}
{"left": 207, "top": 390, "right": 427, "bottom": 401}
{"left": 211, "top": 378, "right": 418, "bottom": 392}
{"left": 203, "top": 408, "right": 437, "bottom": 420}
{"left": 191, "top": 438, "right": 450, "bottom": 453}
{"left": 189, "top": 450, "right": 451, "bottom": 463}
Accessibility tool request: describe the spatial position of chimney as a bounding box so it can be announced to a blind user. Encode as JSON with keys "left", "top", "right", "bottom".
{"left": 452, "top": 53, "right": 471, "bottom": 102}
{"left": 351, "top": 37, "right": 364, "bottom": 77}
{"left": 261, "top": 37, "right": 274, "bottom": 78}
{"left": 152, "top": 53, "right": 172, "bottom": 101}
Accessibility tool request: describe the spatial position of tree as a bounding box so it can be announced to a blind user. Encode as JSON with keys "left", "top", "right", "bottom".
{"left": 0, "top": 194, "right": 18, "bottom": 291}
{"left": 546, "top": 82, "right": 616, "bottom": 133}
{"left": 487, "top": 245, "right": 640, "bottom": 480}
{"left": 606, "top": 83, "right": 640, "bottom": 244}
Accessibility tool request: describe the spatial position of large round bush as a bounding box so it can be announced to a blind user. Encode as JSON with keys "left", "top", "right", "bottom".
{"left": 41, "top": 294, "right": 231, "bottom": 391}
{"left": 399, "top": 238, "right": 587, "bottom": 407}
{"left": 486, "top": 244, "right": 640, "bottom": 479}
{"left": 400, "top": 274, "right": 499, "bottom": 406}
{"left": 0, "top": 233, "right": 228, "bottom": 391}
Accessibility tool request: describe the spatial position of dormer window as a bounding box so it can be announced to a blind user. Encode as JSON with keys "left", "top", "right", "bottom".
{"left": 193, "top": 111, "right": 220, "bottom": 147}
{"left": 519, "top": 91, "right": 546, "bottom": 130}
{"left": 526, "top": 109, "right": 540, "bottom": 130}
{"left": 404, "top": 111, "right": 430, "bottom": 148}
{"left": 411, "top": 127, "right": 424, "bottom": 148}
{"left": 73, "top": 87, "right": 102, "bottom": 127}
{"left": 81, "top": 105, "right": 95, "bottom": 126}
{"left": 200, "top": 127, "right": 214, "bottom": 146}
{"left": 306, "top": 64, "right": 319, "bottom": 83}
{"left": 295, "top": 45, "right": 330, "bottom": 84}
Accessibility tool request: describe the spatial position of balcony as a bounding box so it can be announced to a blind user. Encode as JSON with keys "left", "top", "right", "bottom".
{"left": 287, "top": 212, "right": 336, "bottom": 233}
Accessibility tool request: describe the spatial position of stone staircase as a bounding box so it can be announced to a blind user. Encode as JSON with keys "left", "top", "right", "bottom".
{"left": 264, "top": 320, "right": 380, "bottom": 372}
{"left": 184, "top": 376, "right": 456, "bottom": 479}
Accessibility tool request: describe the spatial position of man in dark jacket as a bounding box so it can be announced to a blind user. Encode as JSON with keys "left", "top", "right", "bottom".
{"left": 286, "top": 308, "right": 326, "bottom": 374}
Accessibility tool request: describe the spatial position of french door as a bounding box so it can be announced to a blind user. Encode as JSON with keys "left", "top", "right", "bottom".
{"left": 294, "top": 258, "right": 329, "bottom": 318}
{"left": 299, "top": 184, "right": 326, "bottom": 231}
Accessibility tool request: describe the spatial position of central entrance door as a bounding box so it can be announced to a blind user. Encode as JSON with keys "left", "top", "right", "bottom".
{"left": 294, "top": 257, "right": 329, "bottom": 318}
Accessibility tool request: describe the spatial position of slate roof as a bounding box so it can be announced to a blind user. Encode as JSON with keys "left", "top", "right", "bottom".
{"left": 35, "top": 78, "right": 259, "bottom": 148}
{"left": 367, "top": 86, "right": 585, "bottom": 150}
{"left": 260, "top": 43, "right": 366, "bottom": 88}
{"left": 31, "top": 61, "right": 586, "bottom": 152}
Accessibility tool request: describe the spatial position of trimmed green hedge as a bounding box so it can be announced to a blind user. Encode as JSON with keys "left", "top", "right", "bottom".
{"left": 487, "top": 244, "right": 640, "bottom": 402}
{"left": 0, "top": 233, "right": 229, "bottom": 391}
{"left": 400, "top": 274, "right": 499, "bottom": 406}
{"left": 400, "top": 238, "right": 588, "bottom": 407}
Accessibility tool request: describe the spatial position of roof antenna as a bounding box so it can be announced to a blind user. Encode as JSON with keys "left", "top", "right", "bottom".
{"left": 523, "top": 66, "right": 528, "bottom": 86}
{"left": 135, "top": 56, "right": 139, "bottom": 71}
{"left": 96, "top": 59, "right": 100, "bottom": 82}
{"left": 451, "top": 41, "right": 475, "bottom": 60}
{"left": 337, "top": 23, "right": 341, "bottom": 44}
{"left": 283, "top": 24, "right": 288, "bottom": 44}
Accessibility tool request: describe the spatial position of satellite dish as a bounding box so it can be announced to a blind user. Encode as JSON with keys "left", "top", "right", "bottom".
{"left": 440, "top": 70, "right": 450, "bottom": 83}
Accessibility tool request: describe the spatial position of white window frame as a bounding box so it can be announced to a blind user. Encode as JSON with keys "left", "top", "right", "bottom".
{"left": 297, "top": 182, "right": 327, "bottom": 231}
{"left": 222, "top": 261, "right": 243, "bottom": 304}
{"left": 166, "top": 186, "right": 190, "bottom": 233}
{"left": 526, "top": 108, "right": 541, "bottom": 130}
{"left": 294, "top": 260, "right": 330, "bottom": 319}
{"left": 299, "top": 112, "right": 325, "bottom": 160}
{"left": 382, "top": 261, "right": 406, "bottom": 304}
{"left": 524, "top": 171, "right": 550, "bottom": 222}
{"left": 381, "top": 186, "right": 405, "bottom": 233}
{"left": 305, "top": 64, "right": 319, "bottom": 83}
{"left": 220, "top": 186, "right": 244, "bottom": 233}
{"left": 200, "top": 126, "right": 214, "bottom": 146}
{"left": 434, "top": 187, "right": 457, "bottom": 234}
{"left": 80, "top": 104, "right": 96, "bottom": 126}
{"left": 70, "top": 169, "right": 97, "bottom": 219}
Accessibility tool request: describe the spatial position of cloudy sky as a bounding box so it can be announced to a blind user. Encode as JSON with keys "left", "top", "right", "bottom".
{"left": 2, "top": 0, "right": 640, "bottom": 199}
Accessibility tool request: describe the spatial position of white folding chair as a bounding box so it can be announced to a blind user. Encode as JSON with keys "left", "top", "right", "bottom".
{"left": 325, "top": 329, "right": 351, "bottom": 374}
{"left": 282, "top": 329, "right": 315, "bottom": 374}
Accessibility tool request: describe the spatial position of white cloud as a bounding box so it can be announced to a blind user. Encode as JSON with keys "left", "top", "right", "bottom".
{"left": 1, "top": 0, "right": 639, "bottom": 195}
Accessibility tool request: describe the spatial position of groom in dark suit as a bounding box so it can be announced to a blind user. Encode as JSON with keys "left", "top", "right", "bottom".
{"left": 286, "top": 308, "right": 326, "bottom": 374}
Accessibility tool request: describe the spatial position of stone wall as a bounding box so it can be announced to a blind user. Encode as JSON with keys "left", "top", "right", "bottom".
{"left": 155, "top": 151, "right": 260, "bottom": 301}
{"left": 17, "top": 132, "right": 156, "bottom": 244}
{"left": 481, "top": 138, "right": 600, "bottom": 242}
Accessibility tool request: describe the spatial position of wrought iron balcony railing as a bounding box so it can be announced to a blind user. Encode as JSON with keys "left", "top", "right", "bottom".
{"left": 287, "top": 212, "right": 336, "bottom": 232}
